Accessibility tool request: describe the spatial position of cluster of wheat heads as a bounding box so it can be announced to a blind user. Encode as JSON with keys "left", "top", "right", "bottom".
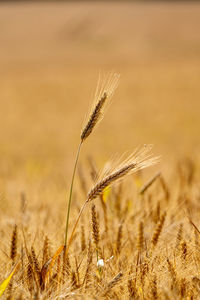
{"left": 3, "top": 158, "right": 200, "bottom": 299}
{"left": 2, "top": 75, "right": 200, "bottom": 299}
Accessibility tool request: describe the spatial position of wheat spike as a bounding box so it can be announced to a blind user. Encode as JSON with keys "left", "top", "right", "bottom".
{"left": 81, "top": 225, "right": 86, "bottom": 251}
{"left": 181, "top": 240, "right": 187, "bottom": 260}
{"left": 31, "top": 247, "right": 41, "bottom": 287}
{"left": 10, "top": 224, "right": 18, "bottom": 263}
{"left": 151, "top": 212, "right": 166, "bottom": 247}
{"left": 42, "top": 236, "right": 49, "bottom": 266}
{"left": 26, "top": 264, "right": 33, "bottom": 294}
{"left": 81, "top": 92, "right": 107, "bottom": 141}
{"left": 150, "top": 274, "right": 158, "bottom": 299}
{"left": 91, "top": 204, "right": 100, "bottom": 253}
{"left": 179, "top": 278, "right": 187, "bottom": 297}
{"left": 137, "top": 221, "right": 144, "bottom": 252}
{"left": 116, "top": 224, "right": 123, "bottom": 254}
{"left": 87, "top": 145, "right": 158, "bottom": 202}
{"left": 81, "top": 73, "right": 120, "bottom": 141}
{"left": 140, "top": 259, "right": 149, "bottom": 287}
{"left": 167, "top": 258, "right": 177, "bottom": 283}
{"left": 175, "top": 223, "right": 183, "bottom": 249}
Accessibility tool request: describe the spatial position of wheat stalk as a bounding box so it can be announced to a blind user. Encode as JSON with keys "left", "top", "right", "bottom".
{"left": 64, "top": 73, "right": 119, "bottom": 247}
{"left": 140, "top": 171, "right": 161, "bottom": 195}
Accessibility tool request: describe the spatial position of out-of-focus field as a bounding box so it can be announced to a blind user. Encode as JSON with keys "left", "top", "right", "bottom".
{"left": 1, "top": 2, "right": 200, "bottom": 299}
{"left": 1, "top": 2, "right": 200, "bottom": 171}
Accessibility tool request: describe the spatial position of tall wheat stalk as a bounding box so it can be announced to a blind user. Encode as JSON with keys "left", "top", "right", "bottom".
{"left": 64, "top": 73, "right": 120, "bottom": 247}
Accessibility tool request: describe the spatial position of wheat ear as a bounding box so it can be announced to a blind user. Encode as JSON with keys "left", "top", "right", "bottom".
{"left": 10, "top": 224, "right": 18, "bottom": 264}
{"left": 87, "top": 145, "right": 158, "bottom": 201}
{"left": 81, "top": 72, "right": 120, "bottom": 141}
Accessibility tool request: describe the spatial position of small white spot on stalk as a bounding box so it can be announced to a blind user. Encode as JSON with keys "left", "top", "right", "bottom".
{"left": 97, "top": 259, "right": 104, "bottom": 267}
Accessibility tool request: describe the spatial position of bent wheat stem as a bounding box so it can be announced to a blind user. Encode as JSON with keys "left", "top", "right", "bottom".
{"left": 65, "top": 201, "right": 87, "bottom": 256}
{"left": 64, "top": 141, "right": 82, "bottom": 247}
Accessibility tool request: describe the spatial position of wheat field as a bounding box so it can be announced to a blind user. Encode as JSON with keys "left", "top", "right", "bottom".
{"left": 0, "top": 1, "right": 200, "bottom": 299}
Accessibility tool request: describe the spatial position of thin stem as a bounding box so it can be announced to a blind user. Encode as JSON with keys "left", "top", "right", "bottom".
{"left": 65, "top": 200, "right": 88, "bottom": 257}
{"left": 64, "top": 141, "right": 82, "bottom": 247}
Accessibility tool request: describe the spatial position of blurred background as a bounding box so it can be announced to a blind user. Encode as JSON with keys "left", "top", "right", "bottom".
{"left": 0, "top": 0, "right": 200, "bottom": 185}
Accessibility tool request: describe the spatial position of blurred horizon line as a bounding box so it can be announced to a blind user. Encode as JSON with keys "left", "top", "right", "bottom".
{"left": 0, "top": 0, "right": 199, "bottom": 2}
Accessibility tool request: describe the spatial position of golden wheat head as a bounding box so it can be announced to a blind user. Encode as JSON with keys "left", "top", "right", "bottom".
{"left": 81, "top": 72, "right": 120, "bottom": 141}
{"left": 87, "top": 145, "right": 159, "bottom": 201}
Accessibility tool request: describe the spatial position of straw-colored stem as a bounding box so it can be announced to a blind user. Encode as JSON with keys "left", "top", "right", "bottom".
{"left": 64, "top": 141, "right": 82, "bottom": 247}
{"left": 65, "top": 200, "right": 88, "bottom": 256}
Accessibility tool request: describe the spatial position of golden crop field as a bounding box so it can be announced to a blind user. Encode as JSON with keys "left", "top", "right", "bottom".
{"left": 0, "top": 1, "right": 200, "bottom": 299}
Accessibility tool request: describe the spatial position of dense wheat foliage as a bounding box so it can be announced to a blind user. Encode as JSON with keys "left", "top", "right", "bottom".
{"left": 0, "top": 1, "right": 200, "bottom": 299}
